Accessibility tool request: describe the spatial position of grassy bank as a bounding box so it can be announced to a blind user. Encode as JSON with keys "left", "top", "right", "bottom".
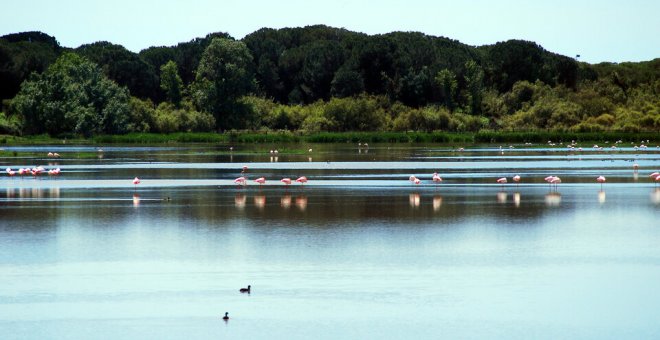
{"left": 1, "top": 131, "right": 657, "bottom": 145}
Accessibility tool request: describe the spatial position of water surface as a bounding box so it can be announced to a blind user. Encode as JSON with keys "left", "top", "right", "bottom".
{"left": 1, "top": 143, "right": 659, "bottom": 339}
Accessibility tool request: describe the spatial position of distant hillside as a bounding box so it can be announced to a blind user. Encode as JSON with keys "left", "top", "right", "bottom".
{"left": 2, "top": 26, "right": 658, "bottom": 135}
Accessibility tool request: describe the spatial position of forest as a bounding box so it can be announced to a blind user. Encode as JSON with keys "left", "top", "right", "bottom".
{"left": 0, "top": 26, "right": 659, "bottom": 138}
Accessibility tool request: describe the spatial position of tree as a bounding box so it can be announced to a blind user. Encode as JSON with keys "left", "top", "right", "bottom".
{"left": 331, "top": 65, "right": 364, "bottom": 98}
{"left": 434, "top": 69, "right": 457, "bottom": 110}
{"left": 160, "top": 60, "right": 183, "bottom": 107}
{"left": 191, "top": 37, "right": 255, "bottom": 130}
{"left": 76, "top": 42, "right": 159, "bottom": 101}
{"left": 463, "top": 60, "right": 484, "bottom": 114}
{"left": 12, "top": 52, "right": 130, "bottom": 136}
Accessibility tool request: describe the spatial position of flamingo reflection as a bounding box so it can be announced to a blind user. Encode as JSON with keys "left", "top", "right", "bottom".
{"left": 513, "top": 192, "right": 521, "bottom": 207}
{"left": 598, "top": 190, "right": 606, "bottom": 204}
{"left": 432, "top": 195, "right": 442, "bottom": 211}
{"left": 497, "top": 191, "right": 507, "bottom": 204}
{"left": 545, "top": 192, "right": 561, "bottom": 206}
{"left": 254, "top": 195, "right": 266, "bottom": 209}
{"left": 234, "top": 193, "right": 246, "bottom": 209}
{"left": 409, "top": 193, "right": 420, "bottom": 208}
{"left": 281, "top": 194, "right": 292, "bottom": 209}
{"left": 651, "top": 188, "right": 660, "bottom": 204}
{"left": 133, "top": 194, "right": 140, "bottom": 207}
{"left": 295, "top": 195, "right": 308, "bottom": 211}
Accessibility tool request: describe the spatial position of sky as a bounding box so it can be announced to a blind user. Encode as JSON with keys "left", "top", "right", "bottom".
{"left": 1, "top": 0, "right": 659, "bottom": 63}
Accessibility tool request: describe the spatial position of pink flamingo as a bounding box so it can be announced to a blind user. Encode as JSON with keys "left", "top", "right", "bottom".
{"left": 133, "top": 177, "right": 141, "bottom": 190}
{"left": 496, "top": 177, "right": 507, "bottom": 188}
{"left": 513, "top": 175, "right": 521, "bottom": 187}
{"left": 242, "top": 165, "right": 248, "bottom": 173}
{"left": 409, "top": 175, "right": 417, "bottom": 184}
{"left": 550, "top": 176, "right": 561, "bottom": 191}
{"left": 432, "top": 172, "right": 443, "bottom": 186}
{"left": 254, "top": 177, "right": 266, "bottom": 187}
{"left": 413, "top": 178, "right": 421, "bottom": 185}
{"left": 652, "top": 172, "right": 660, "bottom": 186}
{"left": 296, "top": 176, "right": 308, "bottom": 186}
{"left": 596, "top": 175, "right": 606, "bottom": 189}
{"left": 633, "top": 163, "right": 639, "bottom": 171}
{"left": 48, "top": 168, "right": 61, "bottom": 176}
{"left": 234, "top": 176, "right": 247, "bottom": 187}
{"left": 281, "top": 178, "right": 292, "bottom": 187}
{"left": 6, "top": 168, "right": 15, "bottom": 177}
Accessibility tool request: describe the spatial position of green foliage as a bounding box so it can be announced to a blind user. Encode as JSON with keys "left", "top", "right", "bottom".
{"left": 0, "top": 111, "right": 21, "bottom": 135}
{"left": 152, "top": 102, "right": 215, "bottom": 133}
{"left": 0, "top": 32, "right": 60, "bottom": 101}
{"left": 435, "top": 69, "right": 458, "bottom": 109}
{"left": 191, "top": 37, "right": 255, "bottom": 130}
{"left": 76, "top": 42, "right": 159, "bottom": 100}
{"left": 12, "top": 52, "right": 130, "bottom": 136}
{"left": 160, "top": 60, "right": 183, "bottom": 106}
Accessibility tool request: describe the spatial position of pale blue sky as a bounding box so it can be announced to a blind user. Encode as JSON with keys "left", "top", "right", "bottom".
{"left": 2, "top": 0, "right": 658, "bottom": 63}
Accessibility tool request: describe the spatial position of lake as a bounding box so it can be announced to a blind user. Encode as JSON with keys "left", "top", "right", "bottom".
{"left": 1, "top": 143, "right": 659, "bottom": 339}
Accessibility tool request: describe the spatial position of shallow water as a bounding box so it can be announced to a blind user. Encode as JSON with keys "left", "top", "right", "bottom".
{"left": 1, "top": 143, "right": 659, "bottom": 339}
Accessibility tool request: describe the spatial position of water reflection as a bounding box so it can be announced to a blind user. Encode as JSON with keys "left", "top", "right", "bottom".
{"left": 633, "top": 172, "right": 639, "bottom": 182}
{"left": 598, "top": 190, "right": 606, "bottom": 204}
{"left": 295, "top": 195, "right": 308, "bottom": 211}
{"left": 513, "top": 192, "right": 521, "bottom": 207}
{"left": 50, "top": 187, "right": 60, "bottom": 199}
{"left": 651, "top": 189, "right": 660, "bottom": 205}
{"left": 496, "top": 191, "right": 507, "bottom": 204}
{"left": 432, "top": 195, "right": 442, "bottom": 211}
{"left": 234, "top": 193, "right": 246, "bottom": 209}
{"left": 545, "top": 192, "right": 561, "bottom": 206}
{"left": 409, "top": 193, "right": 420, "bottom": 208}
{"left": 254, "top": 195, "right": 266, "bottom": 209}
{"left": 133, "top": 194, "right": 140, "bottom": 207}
{"left": 281, "top": 194, "right": 292, "bottom": 209}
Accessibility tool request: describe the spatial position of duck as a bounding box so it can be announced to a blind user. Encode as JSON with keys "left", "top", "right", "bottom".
{"left": 240, "top": 285, "right": 251, "bottom": 293}
{"left": 222, "top": 312, "right": 229, "bottom": 320}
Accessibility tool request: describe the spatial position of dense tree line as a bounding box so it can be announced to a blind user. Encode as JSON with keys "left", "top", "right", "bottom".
{"left": 0, "top": 26, "right": 658, "bottom": 136}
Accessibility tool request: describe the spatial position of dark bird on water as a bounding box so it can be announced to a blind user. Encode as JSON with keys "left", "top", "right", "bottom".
{"left": 222, "top": 312, "right": 229, "bottom": 320}
{"left": 240, "top": 285, "right": 251, "bottom": 293}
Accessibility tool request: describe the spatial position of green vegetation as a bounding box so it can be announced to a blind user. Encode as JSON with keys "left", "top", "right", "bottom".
{"left": 0, "top": 26, "right": 658, "bottom": 138}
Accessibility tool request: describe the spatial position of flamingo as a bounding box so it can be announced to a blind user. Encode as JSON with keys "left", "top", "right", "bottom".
{"left": 409, "top": 175, "right": 417, "bottom": 184}
{"left": 242, "top": 165, "right": 248, "bottom": 173}
{"left": 281, "top": 178, "right": 292, "bottom": 187}
{"left": 550, "top": 176, "right": 561, "bottom": 191}
{"left": 596, "top": 176, "right": 606, "bottom": 189}
{"left": 6, "top": 168, "right": 15, "bottom": 177}
{"left": 234, "top": 176, "right": 247, "bottom": 187}
{"left": 47, "top": 152, "right": 54, "bottom": 157}
{"left": 296, "top": 176, "right": 308, "bottom": 186}
{"left": 254, "top": 177, "right": 266, "bottom": 186}
{"left": 133, "top": 177, "right": 141, "bottom": 190}
{"left": 432, "top": 173, "right": 442, "bottom": 187}
{"left": 513, "top": 175, "right": 521, "bottom": 186}
{"left": 413, "top": 178, "right": 421, "bottom": 185}
{"left": 497, "top": 177, "right": 507, "bottom": 188}
{"left": 633, "top": 163, "right": 639, "bottom": 171}
{"left": 48, "top": 168, "right": 61, "bottom": 176}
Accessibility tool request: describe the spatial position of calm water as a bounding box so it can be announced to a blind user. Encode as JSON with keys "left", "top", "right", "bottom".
{"left": 1, "top": 143, "right": 659, "bottom": 339}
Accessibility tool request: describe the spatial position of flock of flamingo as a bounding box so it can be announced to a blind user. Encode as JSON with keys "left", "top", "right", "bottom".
{"left": 3, "top": 151, "right": 660, "bottom": 192}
